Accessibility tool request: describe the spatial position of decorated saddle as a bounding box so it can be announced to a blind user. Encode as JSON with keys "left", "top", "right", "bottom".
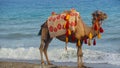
{"left": 47, "top": 9, "right": 79, "bottom": 38}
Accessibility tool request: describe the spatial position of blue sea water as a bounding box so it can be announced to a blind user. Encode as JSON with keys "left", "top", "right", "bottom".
{"left": 0, "top": 0, "right": 120, "bottom": 65}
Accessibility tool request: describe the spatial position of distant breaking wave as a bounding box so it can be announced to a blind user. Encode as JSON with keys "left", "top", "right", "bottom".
{"left": 0, "top": 33, "right": 36, "bottom": 39}
{"left": 0, "top": 47, "right": 120, "bottom": 65}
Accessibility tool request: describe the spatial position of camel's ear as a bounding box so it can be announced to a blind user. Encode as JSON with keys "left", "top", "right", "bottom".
{"left": 92, "top": 13, "right": 94, "bottom": 16}
{"left": 92, "top": 13, "right": 96, "bottom": 17}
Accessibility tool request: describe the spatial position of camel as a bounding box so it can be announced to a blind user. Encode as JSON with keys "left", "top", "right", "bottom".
{"left": 38, "top": 9, "right": 107, "bottom": 68}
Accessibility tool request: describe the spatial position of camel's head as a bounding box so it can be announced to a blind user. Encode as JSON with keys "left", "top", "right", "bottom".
{"left": 92, "top": 10, "right": 107, "bottom": 22}
{"left": 92, "top": 10, "right": 107, "bottom": 34}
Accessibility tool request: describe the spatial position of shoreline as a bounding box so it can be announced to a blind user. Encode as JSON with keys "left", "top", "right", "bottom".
{"left": 0, "top": 59, "right": 120, "bottom": 68}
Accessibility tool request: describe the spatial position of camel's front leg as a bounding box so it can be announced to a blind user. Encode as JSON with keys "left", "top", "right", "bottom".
{"left": 77, "top": 44, "right": 84, "bottom": 68}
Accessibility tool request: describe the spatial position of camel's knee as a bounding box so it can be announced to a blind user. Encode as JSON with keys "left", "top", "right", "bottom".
{"left": 77, "top": 46, "right": 83, "bottom": 57}
{"left": 77, "top": 52, "right": 83, "bottom": 57}
{"left": 43, "top": 43, "right": 49, "bottom": 53}
{"left": 39, "top": 40, "right": 45, "bottom": 51}
{"left": 39, "top": 45, "right": 43, "bottom": 51}
{"left": 43, "top": 48, "right": 47, "bottom": 53}
{"left": 80, "top": 53, "right": 83, "bottom": 57}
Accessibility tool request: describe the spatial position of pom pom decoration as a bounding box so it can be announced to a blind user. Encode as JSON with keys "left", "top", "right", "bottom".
{"left": 99, "top": 27, "right": 104, "bottom": 33}
{"left": 84, "top": 38, "right": 87, "bottom": 44}
{"left": 63, "top": 23, "right": 66, "bottom": 28}
{"left": 68, "top": 29, "right": 71, "bottom": 35}
{"left": 66, "top": 37, "right": 68, "bottom": 43}
{"left": 97, "top": 33, "right": 101, "bottom": 39}
{"left": 72, "top": 34, "right": 75, "bottom": 41}
{"left": 77, "top": 40, "right": 81, "bottom": 46}
{"left": 65, "top": 21, "right": 69, "bottom": 29}
{"left": 65, "top": 29, "right": 71, "bottom": 37}
{"left": 89, "top": 32, "right": 93, "bottom": 39}
{"left": 93, "top": 39, "right": 96, "bottom": 46}
{"left": 51, "top": 12, "right": 56, "bottom": 15}
{"left": 65, "top": 14, "right": 70, "bottom": 20}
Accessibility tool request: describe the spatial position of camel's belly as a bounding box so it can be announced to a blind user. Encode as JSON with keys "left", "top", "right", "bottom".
{"left": 56, "top": 34, "right": 77, "bottom": 43}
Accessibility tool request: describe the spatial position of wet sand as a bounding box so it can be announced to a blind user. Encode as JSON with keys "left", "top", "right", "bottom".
{"left": 0, "top": 59, "right": 120, "bottom": 68}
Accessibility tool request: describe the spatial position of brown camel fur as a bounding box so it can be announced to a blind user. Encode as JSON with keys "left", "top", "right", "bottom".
{"left": 38, "top": 10, "right": 107, "bottom": 68}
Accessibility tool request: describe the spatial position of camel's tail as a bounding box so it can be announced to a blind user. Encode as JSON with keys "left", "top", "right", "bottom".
{"left": 38, "top": 22, "right": 47, "bottom": 36}
{"left": 38, "top": 28, "right": 42, "bottom": 36}
{"left": 38, "top": 23, "right": 45, "bottom": 36}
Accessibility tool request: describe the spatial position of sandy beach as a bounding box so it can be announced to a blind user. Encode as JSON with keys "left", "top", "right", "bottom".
{"left": 0, "top": 59, "right": 120, "bottom": 68}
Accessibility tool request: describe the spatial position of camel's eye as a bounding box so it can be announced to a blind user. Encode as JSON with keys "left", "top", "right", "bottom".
{"left": 96, "top": 14, "right": 100, "bottom": 17}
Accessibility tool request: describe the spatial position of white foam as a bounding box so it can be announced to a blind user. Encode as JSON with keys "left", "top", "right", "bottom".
{"left": 0, "top": 47, "right": 40, "bottom": 60}
{"left": 0, "top": 47, "right": 120, "bottom": 65}
{"left": 84, "top": 50, "right": 120, "bottom": 65}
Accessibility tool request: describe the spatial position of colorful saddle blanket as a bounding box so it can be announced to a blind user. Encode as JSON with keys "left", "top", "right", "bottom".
{"left": 47, "top": 10, "right": 79, "bottom": 38}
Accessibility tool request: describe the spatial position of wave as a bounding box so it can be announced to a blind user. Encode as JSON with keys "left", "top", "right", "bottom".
{"left": 0, "top": 33, "right": 37, "bottom": 39}
{"left": 0, "top": 47, "right": 120, "bottom": 65}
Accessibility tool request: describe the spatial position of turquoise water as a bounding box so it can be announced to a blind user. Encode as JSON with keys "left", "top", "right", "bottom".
{"left": 0, "top": 0, "right": 120, "bottom": 65}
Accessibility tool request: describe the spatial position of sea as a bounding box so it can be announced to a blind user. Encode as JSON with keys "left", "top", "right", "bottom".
{"left": 0, "top": 0, "right": 120, "bottom": 66}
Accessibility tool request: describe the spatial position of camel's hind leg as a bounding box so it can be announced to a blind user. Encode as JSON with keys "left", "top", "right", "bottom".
{"left": 39, "top": 27, "right": 49, "bottom": 65}
{"left": 43, "top": 38, "right": 53, "bottom": 65}
{"left": 39, "top": 39, "right": 45, "bottom": 64}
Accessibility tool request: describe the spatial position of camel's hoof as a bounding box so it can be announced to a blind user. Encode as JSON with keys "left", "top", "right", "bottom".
{"left": 78, "top": 65, "right": 88, "bottom": 68}
{"left": 48, "top": 63, "right": 53, "bottom": 65}
{"left": 82, "top": 65, "right": 88, "bottom": 68}
{"left": 82, "top": 65, "right": 92, "bottom": 68}
{"left": 41, "top": 61, "right": 46, "bottom": 65}
{"left": 78, "top": 66, "right": 82, "bottom": 68}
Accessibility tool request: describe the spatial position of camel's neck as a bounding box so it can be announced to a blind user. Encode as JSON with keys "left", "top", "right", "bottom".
{"left": 83, "top": 23, "right": 96, "bottom": 38}
{"left": 74, "top": 17, "right": 97, "bottom": 40}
